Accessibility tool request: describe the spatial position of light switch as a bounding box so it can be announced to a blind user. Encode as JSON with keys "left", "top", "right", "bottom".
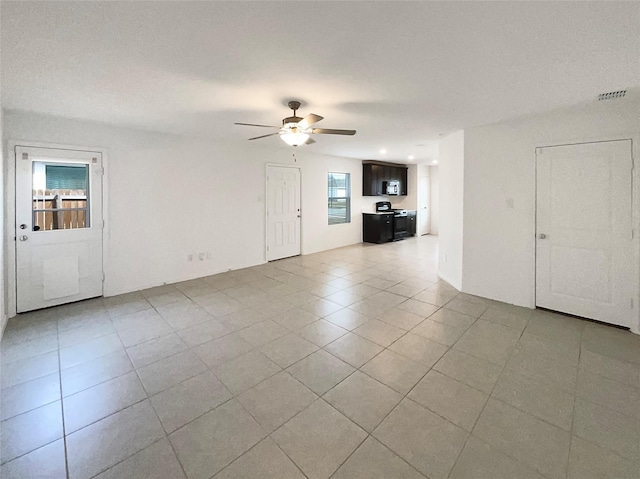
{"left": 506, "top": 197, "right": 514, "bottom": 209}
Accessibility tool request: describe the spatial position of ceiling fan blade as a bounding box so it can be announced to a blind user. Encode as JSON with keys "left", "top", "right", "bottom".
{"left": 248, "top": 132, "right": 280, "bottom": 140}
{"left": 305, "top": 137, "right": 316, "bottom": 145}
{"left": 312, "top": 128, "right": 356, "bottom": 136}
{"left": 298, "top": 114, "right": 323, "bottom": 129}
{"left": 235, "top": 122, "right": 279, "bottom": 128}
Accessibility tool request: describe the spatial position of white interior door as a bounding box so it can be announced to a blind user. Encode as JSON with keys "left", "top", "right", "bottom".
{"left": 535, "top": 140, "right": 634, "bottom": 327}
{"left": 419, "top": 175, "right": 431, "bottom": 235}
{"left": 16, "top": 146, "right": 104, "bottom": 313}
{"left": 266, "top": 165, "right": 301, "bottom": 261}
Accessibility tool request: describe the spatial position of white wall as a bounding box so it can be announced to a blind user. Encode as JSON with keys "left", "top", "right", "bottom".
{"left": 437, "top": 130, "right": 464, "bottom": 289}
{"left": 0, "top": 107, "right": 6, "bottom": 336}
{"left": 462, "top": 100, "right": 640, "bottom": 333}
{"left": 429, "top": 166, "right": 439, "bottom": 235}
{"left": 3, "top": 110, "right": 362, "bottom": 309}
{"left": 300, "top": 156, "right": 363, "bottom": 255}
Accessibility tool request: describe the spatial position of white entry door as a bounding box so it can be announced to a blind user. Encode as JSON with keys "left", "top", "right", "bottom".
{"left": 419, "top": 175, "right": 431, "bottom": 235}
{"left": 15, "top": 146, "right": 104, "bottom": 313}
{"left": 266, "top": 165, "right": 301, "bottom": 261}
{"left": 535, "top": 140, "right": 634, "bottom": 327}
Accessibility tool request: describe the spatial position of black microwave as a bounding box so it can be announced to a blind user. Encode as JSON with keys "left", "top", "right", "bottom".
{"left": 383, "top": 180, "right": 400, "bottom": 195}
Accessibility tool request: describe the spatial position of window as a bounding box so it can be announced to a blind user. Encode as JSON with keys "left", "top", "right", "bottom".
{"left": 32, "top": 162, "right": 90, "bottom": 231}
{"left": 328, "top": 172, "right": 351, "bottom": 225}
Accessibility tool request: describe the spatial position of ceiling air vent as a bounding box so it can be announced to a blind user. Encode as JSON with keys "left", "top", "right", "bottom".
{"left": 598, "top": 90, "right": 626, "bottom": 101}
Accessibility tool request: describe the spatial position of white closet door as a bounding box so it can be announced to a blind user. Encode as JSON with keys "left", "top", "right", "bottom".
{"left": 536, "top": 140, "right": 633, "bottom": 327}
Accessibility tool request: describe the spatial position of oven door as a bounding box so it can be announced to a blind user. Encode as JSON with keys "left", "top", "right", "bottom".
{"left": 393, "top": 215, "right": 408, "bottom": 239}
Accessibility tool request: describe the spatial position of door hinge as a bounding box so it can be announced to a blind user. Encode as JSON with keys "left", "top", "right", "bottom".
{"left": 102, "top": 272, "right": 106, "bottom": 282}
{"left": 631, "top": 298, "right": 634, "bottom": 309}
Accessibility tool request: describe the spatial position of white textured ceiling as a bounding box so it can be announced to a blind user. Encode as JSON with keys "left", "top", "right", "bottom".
{"left": 2, "top": 1, "right": 639, "bottom": 163}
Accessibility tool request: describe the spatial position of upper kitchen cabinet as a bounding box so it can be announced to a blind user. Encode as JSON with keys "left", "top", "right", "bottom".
{"left": 362, "top": 160, "right": 408, "bottom": 196}
{"left": 364, "top": 164, "right": 384, "bottom": 196}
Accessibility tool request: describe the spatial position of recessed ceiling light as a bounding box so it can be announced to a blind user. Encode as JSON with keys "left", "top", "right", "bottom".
{"left": 380, "top": 149, "right": 387, "bottom": 154}
{"left": 408, "top": 155, "right": 415, "bottom": 160}
{"left": 433, "top": 160, "right": 438, "bottom": 164}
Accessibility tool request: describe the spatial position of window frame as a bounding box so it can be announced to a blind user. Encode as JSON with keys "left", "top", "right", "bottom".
{"left": 327, "top": 172, "right": 351, "bottom": 225}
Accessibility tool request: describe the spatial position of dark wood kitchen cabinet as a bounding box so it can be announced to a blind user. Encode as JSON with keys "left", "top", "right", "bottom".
{"left": 398, "top": 168, "right": 408, "bottom": 195}
{"left": 363, "top": 213, "right": 394, "bottom": 244}
{"left": 407, "top": 210, "right": 417, "bottom": 236}
{"left": 362, "top": 161, "right": 408, "bottom": 196}
{"left": 363, "top": 164, "right": 384, "bottom": 196}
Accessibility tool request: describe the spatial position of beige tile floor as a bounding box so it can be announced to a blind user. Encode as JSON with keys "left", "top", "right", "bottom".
{"left": 1, "top": 236, "right": 640, "bottom": 479}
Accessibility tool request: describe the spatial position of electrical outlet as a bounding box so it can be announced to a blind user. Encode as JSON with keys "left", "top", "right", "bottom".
{"left": 199, "top": 252, "right": 205, "bottom": 261}
{"left": 187, "top": 254, "right": 193, "bottom": 262}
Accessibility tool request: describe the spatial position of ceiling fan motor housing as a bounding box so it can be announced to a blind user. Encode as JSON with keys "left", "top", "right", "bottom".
{"left": 284, "top": 100, "right": 303, "bottom": 126}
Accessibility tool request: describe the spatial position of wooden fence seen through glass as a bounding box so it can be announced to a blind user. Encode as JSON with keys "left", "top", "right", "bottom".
{"left": 32, "top": 189, "right": 89, "bottom": 231}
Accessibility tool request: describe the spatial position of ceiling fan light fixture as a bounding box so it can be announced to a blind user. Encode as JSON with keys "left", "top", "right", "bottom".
{"left": 280, "top": 131, "right": 310, "bottom": 147}
{"left": 236, "top": 100, "right": 355, "bottom": 145}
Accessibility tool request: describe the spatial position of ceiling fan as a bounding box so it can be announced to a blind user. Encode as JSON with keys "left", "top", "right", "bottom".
{"left": 235, "top": 100, "right": 356, "bottom": 146}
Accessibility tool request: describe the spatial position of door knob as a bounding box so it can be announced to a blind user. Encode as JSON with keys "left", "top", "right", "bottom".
{"left": 19, "top": 235, "right": 28, "bottom": 241}
{"left": 19, "top": 224, "right": 27, "bottom": 230}
{"left": 538, "top": 233, "right": 547, "bottom": 239}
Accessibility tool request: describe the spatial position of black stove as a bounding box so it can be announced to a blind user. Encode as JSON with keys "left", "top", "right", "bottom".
{"left": 376, "top": 202, "right": 408, "bottom": 240}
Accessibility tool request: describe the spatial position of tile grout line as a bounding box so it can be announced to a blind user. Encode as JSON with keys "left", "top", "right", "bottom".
{"left": 564, "top": 324, "right": 584, "bottom": 479}
{"left": 443, "top": 310, "right": 527, "bottom": 479}
{"left": 61, "top": 304, "right": 161, "bottom": 479}
{"left": 85, "top": 437, "right": 167, "bottom": 479}
{"left": 115, "top": 309, "right": 192, "bottom": 479}
{"left": 221, "top": 395, "right": 312, "bottom": 479}
{"left": 321, "top": 296, "right": 463, "bottom": 478}
{"left": 56, "top": 314, "right": 71, "bottom": 479}
{"left": 147, "top": 297, "right": 303, "bottom": 479}
{"left": 12, "top": 245, "right": 628, "bottom": 478}
{"left": 199, "top": 288, "right": 441, "bottom": 478}
{"left": 444, "top": 312, "right": 587, "bottom": 479}
{"left": 174, "top": 313, "right": 315, "bottom": 479}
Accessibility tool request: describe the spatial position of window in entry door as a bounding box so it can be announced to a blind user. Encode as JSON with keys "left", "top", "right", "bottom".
{"left": 32, "top": 162, "right": 90, "bottom": 231}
